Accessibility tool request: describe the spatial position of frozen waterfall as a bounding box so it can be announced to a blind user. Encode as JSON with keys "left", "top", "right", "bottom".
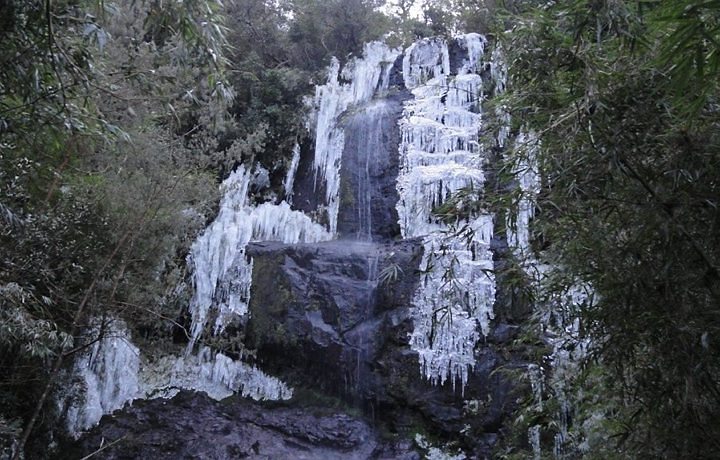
{"left": 63, "top": 319, "right": 293, "bottom": 437}
{"left": 187, "top": 165, "right": 331, "bottom": 347}
{"left": 64, "top": 33, "right": 515, "bottom": 437}
{"left": 396, "top": 33, "right": 499, "bottom": 389}
{"left": 63, "top": 321, "right": 140, "bottom": 437}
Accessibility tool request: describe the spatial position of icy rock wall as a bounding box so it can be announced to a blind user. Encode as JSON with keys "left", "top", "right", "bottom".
{"left": 396, "top": 34, "right": 500, "bottom": 389}
{"left": 189, "top": 42, "right": 404, "bottom": 341}
{"left": 310, "top": 42, "right": 401, "bottom": 235}
{"left": 187, "top": 165, "right": 332, "bottom": 347}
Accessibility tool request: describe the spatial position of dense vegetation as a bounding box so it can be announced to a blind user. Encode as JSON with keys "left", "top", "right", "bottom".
{"left": 501, "top": 0, "right": 720, "bottom": 457}
{"left": 1, "top": 0, "right": 718, "bottom": 458}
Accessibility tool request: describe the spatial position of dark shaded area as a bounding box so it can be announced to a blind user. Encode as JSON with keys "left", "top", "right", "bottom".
{"left": 244, "top": 239, "right": 530, "bottom": 457}
{"left": 288, "top": 136, "right": 328, "bottom": 219}
{"left": 56, "top": 391, "right": 420, "bottom": 460}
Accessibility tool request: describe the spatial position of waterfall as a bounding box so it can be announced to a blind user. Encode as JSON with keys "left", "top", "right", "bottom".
{"left": 187, "top": 34, "right": 506, "bottom": 393}
{"left": 64, "top": 34, "right": 514, "bottom": 436}
{"left": 346, "top": 102, "right": 389, "bottom": 240}
{"left": 337, "top": 99, "right": 403, "bottom": 240}
{"left": 310, "top": 42, "right": 401, "bottom": 235}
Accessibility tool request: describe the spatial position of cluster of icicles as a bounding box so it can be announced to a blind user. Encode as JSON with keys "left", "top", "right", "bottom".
{"left": 63, "top": 33, "right": 540, "bottom": 435}
{"left": 397, "top": 35, "right": 498, "bottom": 390}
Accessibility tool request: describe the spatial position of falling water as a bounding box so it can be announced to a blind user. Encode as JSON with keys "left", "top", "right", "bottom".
{"left": 337, "top": 99, "right": 402, "bottom": 240}
{"left": 311, "top": 42, "right": 401, "bottom": 235}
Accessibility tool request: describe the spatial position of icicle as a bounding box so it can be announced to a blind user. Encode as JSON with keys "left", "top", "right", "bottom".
{"left": 187, "top": 166, "right": 333, "bottom": 347}
{"left": 455, "top": 33, "right": 488, "bottom": 75}
{"left": 284, "top": 143, "right": 301, "bottom": 204}
{"left": 506, "top": 131, "right": 540, "bottom": 257}
{"left": 140, "top": 348, "right": 293, "bottom": 402}
{"left": 529, "top": 425, "right": 542, "bottom": 460}
{"left": 397, "top": 164, "right": 485, "bottom": 238}
{"left": 409, "top": 232, "right": 495, "bottom": 391}
{"left": 490, "top": 44, "right": 508, "bottom": 96}
{"left": 187, "top": 166, "right": 254, "bottom": 346}
{"left": 402, "top": 37, "right": 451, "bottom": 90}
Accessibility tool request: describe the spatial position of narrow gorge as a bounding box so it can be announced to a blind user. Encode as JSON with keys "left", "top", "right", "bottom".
{"left": 59, "top": 34, "right": 545, "bottom": 459}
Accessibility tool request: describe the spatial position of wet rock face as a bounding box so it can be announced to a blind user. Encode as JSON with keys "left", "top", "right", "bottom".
{"left": 336, "top": 97, "right": 405, "bottom": 240}
{"left": 245, "top": 239, "right": 423, "bottom": 403}
{"left": 59, "top": 391, "right": 421, "bottom": 460}
{"left": 244, "top": 239, "right": 526, "bottom": 454}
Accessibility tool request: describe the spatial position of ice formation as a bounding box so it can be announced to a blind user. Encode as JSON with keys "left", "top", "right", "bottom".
{"left": 64, "top": 320, "right": 293, "bottom": 436}
{"left": 284, "top": 143, "right": 301, "bottom": 204}
{"left": 506, "top": 131, "right": 540, "bottom": 256}
{"left": 187, "top": 165, "right": 331, "bottom": 347}
{"left": 490, "top": 44, "right": 512, "bottom": 150}
{"left": 140, "top": 347, "right": 293, "bottom": 402}
{"left": 541, "top": 271, "right": 595, "bottom": 457}
{"left": 64, "top": 321, "right": 140, "bottom": 436}
{"left": 310, "top": 42, "right": 400, "bottom": 234}
{"left": 396, "top": 34, "right": 499, "bottom": 389}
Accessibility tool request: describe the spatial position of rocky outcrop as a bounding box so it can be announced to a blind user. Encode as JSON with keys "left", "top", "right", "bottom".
{"left": 244, "top": 239, "right": 422, "bottom": 405}
{"left": 58, "top": 391, "right": 420, "bottom": 460}
{"left": 244, "top": 239, "right": 529, "bottom": 457}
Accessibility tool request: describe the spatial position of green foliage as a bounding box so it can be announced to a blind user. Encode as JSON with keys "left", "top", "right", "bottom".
{"left": 379, "top": 262, "right": 405, "bottom": 285}
{"left": 0, "top": 0, "right": 230, "bottom": 453}
{"left": 432, "top": 186, "right": 486, "bottom": 223}
{"left": 418, "top": 0, "right": 504, "bottom": 36}
{"left": 287, "top": 0, "right": 393, "bottom": 69}
{"left": 501, "top": 0, "right": 720, "bottom": 455}
{"left": 653, "top": 0, "right": 720, "bottom": 113}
